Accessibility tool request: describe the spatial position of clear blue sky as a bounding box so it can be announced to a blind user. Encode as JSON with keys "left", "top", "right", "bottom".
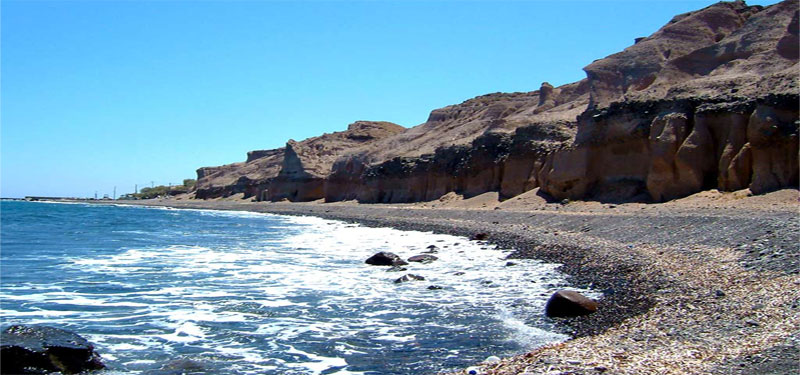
{"left": 1, "top": 0, "right": 780, "bottom": 198}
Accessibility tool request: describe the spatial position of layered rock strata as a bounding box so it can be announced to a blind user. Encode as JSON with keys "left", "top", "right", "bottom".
{"left": 195, "top": 148, "right": 284, "bottom": 199}
{"left": 267, "top": 121, "right": 404, "bottom": 201}
{"left": 325, "top": 0, "right": 798, "bottom": 203}
{"left": 195, "top": 0, "right": 798, "bottom": 204}
{"left": 194, "top": 121, "right": 403, "bottom": 201}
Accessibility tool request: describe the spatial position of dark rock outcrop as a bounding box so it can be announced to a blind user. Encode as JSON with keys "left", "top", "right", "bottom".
{"left": 545, "top": 290, "right": 599, "bottom": 318}
{"left": 0, "top": 325, "right": 105, "bottom": 375}
{"left": 365, "top": 252, "right": 409, "bottom": 266}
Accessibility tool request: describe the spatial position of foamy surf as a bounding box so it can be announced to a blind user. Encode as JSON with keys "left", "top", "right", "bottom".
{"left": 1, "top": 201, "right": 596, "bottom": 374}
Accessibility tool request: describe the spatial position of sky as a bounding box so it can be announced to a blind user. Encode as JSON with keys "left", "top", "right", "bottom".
{"left": 1, "top": 0, "right": 781, "bottom": 198}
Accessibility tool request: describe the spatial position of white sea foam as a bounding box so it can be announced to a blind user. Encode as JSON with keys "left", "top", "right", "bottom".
{"left": 2, "top": 206, "right": 596, "bottom": 374}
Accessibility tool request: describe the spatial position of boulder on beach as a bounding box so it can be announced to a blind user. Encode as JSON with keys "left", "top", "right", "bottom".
{"left": 0, "top": 324, "right": 105, "bottom": 374}
{"left": 545, "top": 290, "right": 598, "bottom": 317}
{"left": 408, "top": 254, "right": 439, "bottom": 264}
{"left": 470, "top": 233, "right": 489, "bottom": 241}
{"left": 394, "top": 274, "right": 425, "bottom": 283}
{"left": 365, "top": 252, "right": 409, "bottom": 266}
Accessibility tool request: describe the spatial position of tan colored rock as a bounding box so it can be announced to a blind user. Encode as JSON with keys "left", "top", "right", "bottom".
{"left": 195, "top": 148, "right": 284, "bottom": 199}
{"left": 269, "top": 121, "right": 404, "bottom": 202}
{"left": 533, "top": 82, "right": 556, "bottom": 114}
{"left": 194, "top": 1, "right": 797, "bottom": 205}
{"left": 646, "top": 112, "right": 691, "bottom": 202}
{"left": 747, "top": 104, "right": 799, "bottom": 194}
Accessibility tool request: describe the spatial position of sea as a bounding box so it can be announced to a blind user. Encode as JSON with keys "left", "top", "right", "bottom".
{"left": 0, "top": 201, "right": 591, "bottom": 375}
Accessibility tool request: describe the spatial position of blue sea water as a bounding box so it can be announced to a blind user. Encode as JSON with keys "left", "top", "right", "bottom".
{"left": 0, "top": 201, "right": 590, "bottom": 374}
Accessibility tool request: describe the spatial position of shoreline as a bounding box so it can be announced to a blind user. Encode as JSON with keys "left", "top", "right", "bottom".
{"left": 78, "top": 190, "right": 798, "bottom": 374}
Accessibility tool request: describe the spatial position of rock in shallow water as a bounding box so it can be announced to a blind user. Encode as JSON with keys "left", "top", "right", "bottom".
{"left": 365, "top": 252, "right": 408, "bottom": 266}
{"left": 394, "top": 274, "right": 425, "bottom": 283}
{"left": 407, "top": 254, "right": 438, "bottom": 264}
{"left": 545, "top": 290, "right": 599, "bottom": 317}
{"left": 0, "top": 324, "right": 105, "bottom": 374}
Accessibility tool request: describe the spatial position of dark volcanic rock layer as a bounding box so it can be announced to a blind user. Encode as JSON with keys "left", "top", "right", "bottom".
{"left": 195, "top": 0, "right": 798, "bottom": 204}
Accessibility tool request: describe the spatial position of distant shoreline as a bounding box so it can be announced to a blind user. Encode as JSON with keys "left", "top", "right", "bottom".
{"left": 71, "top": 189, "right": 800, "bottom": 374}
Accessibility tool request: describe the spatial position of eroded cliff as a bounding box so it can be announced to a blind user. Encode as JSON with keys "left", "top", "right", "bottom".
{"left": 195, "top": 148, "right": 284, "bottom": 199}
{"left": 194, "top": 0, "right": 798, "bottom": 204}
{"left": 326, "top": 0, "right": 798, "bottom": 203}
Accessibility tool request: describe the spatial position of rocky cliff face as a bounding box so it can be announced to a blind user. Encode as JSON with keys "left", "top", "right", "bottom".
{"left": 267, "top": 121, "right": 404, "bottom": 201}
{"left": 540, "top": 0, "right": 798, "bottom": 202}
{"left": 195, "top": 0, "right": 797, "bottom": 204}
{"left": 326, "top": 0, "right": 798, "bottom": 203}
{"left": 325, "top": 80, "right": 590, "bottom": 202}
{"left": 195, "top": 148, "right": 284, "bottom": 199}
{"left": 194, "top": 121, "right": 403, "bottom": 201}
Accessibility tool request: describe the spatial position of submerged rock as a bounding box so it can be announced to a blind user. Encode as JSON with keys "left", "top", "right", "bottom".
{"left": 0, "top": 325, "right": 105, "bottom": 374}
{"left": 365, "top": 252, "right": 408, "bottom": 266}
{"left": 545, "top": 290, "right": 599, "bottom": 317}
{"left": 407, "top": 254, "right": 438, "bottom": 264}
{"left": 394, "top": 274, "right": 425, "bottom": 284}
{"left": 386, "top": 266, "right": 408, "bottom": 272}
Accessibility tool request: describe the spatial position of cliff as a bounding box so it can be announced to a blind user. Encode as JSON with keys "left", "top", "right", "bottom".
{"left": 326, "top": 0, "right": 798, "bottom": 203}
{"left": 194, "top": 0, "right": 798, "bottom": 204}
{"left": 194, "top": 121, "right": 403, "bottom": 201}
{"left": 542, "top": 0, "right": 798, "bottom": 201}
{"left": 195, "top": 148, "right": 284, "bottom": 199}
{"left": 267, "top": 121, "right": 405, "bottom": 201}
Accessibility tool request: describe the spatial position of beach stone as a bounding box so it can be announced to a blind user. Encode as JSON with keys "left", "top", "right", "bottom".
{"left": 0, "top": 324, "right": 105, "bottom": 374}
{"left": 394, "top": 274, "right": 425, "bottom": 283}
{"left": 365, "top": 252, "right": 408, "bottom": 266}
{"left": 545, "top": 290, "right": 598, "bottom": 317}
{"left": 470, "top": 233, "right": 489, "bottom": 241}
{"left": 423, "top": 245, "right": 439, "bottom": 254}
{"left": 408, "top": 254, "right": 438, "bottom": 264}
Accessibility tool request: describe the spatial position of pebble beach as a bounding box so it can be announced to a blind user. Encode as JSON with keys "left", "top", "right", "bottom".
{"left": 100, "top": 188, "right": 799, "bottom": 374}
